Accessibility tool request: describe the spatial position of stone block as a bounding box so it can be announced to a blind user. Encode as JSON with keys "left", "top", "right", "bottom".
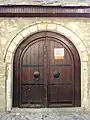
{"left": 81, "top": 52, "right": 88, "bottom": 62}
{"left": 70, "top": 34, "right": 81, "bottom": 45}
{"left": 20, "top": 27, "right": 30, "bottom": 38}
{"left": 47, "top": 23, "right": 57, "bottom": 30}
{"left": 86, "top": 47, "right": 90, "bottom": 55}
{"left": 12, "top": 34, "right": 23, "bottom": 45}
{"left": 29, "top": 25, "right": 38, "bottom": 33}
{"left": 8, "top": 42, "right": 16, "bottom": 53}
{"left": 78, "top": 42, "right": 86, "bottom": 52}
{"left": 82, "top": 62, "right": 88, "bottom": 72}
{"left": 57, "top": 25, "right": 72, "bottom": 38}
{"left": 38, "top": 23, "right": 47, "bottom": 31}
{"left": 6, "top": 51, "right": 13, "bottom": 63}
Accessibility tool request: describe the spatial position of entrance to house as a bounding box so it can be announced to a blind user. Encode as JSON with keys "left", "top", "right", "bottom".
{"left": 13, "top": 31, "right": 81, "bottom": 108}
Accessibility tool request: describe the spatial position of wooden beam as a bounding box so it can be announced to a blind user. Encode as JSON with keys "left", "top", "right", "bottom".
{"left": 0, "top": 5, "right": 90, "bottom": 17}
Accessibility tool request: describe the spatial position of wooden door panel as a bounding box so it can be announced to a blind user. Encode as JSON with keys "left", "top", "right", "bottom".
{"left": 48, "top": 39, "right": 74, "bottom": 106}
{"left": 20, "top": 39, "right": 46, "bottom": 107}
{"left": 49, "top": 39, "right": 73, "bottom": 83}
{"left": 22, "top": 41, "right": 44, "bottom": 65}
{"left": 48, "top": 85, "right": 73, "bottom": 104}
{"left": 21, "top": 85, "right": 45, "bottom": 104}
{"left": 21, "top": 67, "right": 44, "bottom": 84}
{"left": 49, "top": 67, "right": 72, "bottom": 83}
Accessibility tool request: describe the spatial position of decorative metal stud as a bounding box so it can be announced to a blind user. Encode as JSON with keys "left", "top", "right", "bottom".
{"left": 33, "top": 71, "right": 40, "bottom": 78}
{"left": 53, "top": 71, "right": 60, "bottom": 78}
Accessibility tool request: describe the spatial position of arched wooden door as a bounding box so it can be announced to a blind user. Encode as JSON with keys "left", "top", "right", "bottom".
{"left": 13, "top": 31, "right": 81, "bottom": 107}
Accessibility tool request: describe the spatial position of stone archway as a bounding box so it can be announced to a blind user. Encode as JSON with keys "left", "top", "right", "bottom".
{"left": 4, "top": 21, "right": 88, "bottom": 111}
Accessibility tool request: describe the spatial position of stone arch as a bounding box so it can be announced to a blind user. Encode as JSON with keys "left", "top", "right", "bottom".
{"left": 4, "top": 21, "right": 88, "bottom": 111}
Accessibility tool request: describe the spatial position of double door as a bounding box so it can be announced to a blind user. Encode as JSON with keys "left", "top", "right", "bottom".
{"left": 20, "top": 37, "right": 74, "bottom": 107}
{"left": 13, "top": 31, "right": 81, "bottom": 107}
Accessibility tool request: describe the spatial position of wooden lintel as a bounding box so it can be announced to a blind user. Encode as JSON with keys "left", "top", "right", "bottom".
{"left": 0, "top": 5, "right": 90, "bottom": 17}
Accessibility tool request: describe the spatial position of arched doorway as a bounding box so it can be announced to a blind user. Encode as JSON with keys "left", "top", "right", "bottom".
{"left": 13, "top": 31, "right": 81, "bottom": 108}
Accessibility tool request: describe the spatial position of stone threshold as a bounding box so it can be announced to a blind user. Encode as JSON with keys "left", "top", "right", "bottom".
{"left": 10, "top": 107, "right": 86, "bottom": 115}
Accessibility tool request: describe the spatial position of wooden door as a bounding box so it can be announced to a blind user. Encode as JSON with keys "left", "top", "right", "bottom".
{"left": 48, "top": 37, "right": 74, "bottom": 107}
{"left": 13, "top": 31, "right": 81, "bottom": 107}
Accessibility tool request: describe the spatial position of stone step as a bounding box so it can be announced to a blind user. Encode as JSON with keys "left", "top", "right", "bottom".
{"left": 0, "top": 108, "right": 90, "bottom": 120}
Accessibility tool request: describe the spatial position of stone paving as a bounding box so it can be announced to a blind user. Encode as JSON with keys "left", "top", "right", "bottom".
{"left": 0, "top": 108, "right": 90, "bottom": 120}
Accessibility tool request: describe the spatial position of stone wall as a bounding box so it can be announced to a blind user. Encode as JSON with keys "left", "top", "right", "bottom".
{"left": 0, "top": 0, "right": 90, "bottom": 5}
{"left": 0, "top": 17, "right": 90, "bottom": 112}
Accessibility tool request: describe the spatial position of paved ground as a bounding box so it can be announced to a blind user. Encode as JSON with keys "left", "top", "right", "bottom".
{"left": 0, "top": 108, "right": 90, "bottom": 120}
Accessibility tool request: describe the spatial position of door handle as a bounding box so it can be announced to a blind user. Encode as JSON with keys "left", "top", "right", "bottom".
{"left": 33, "top": 71, "right": 40, "bottom": 80}
{"left": 53, "top": 72, "right": 60, "bottom": 78}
